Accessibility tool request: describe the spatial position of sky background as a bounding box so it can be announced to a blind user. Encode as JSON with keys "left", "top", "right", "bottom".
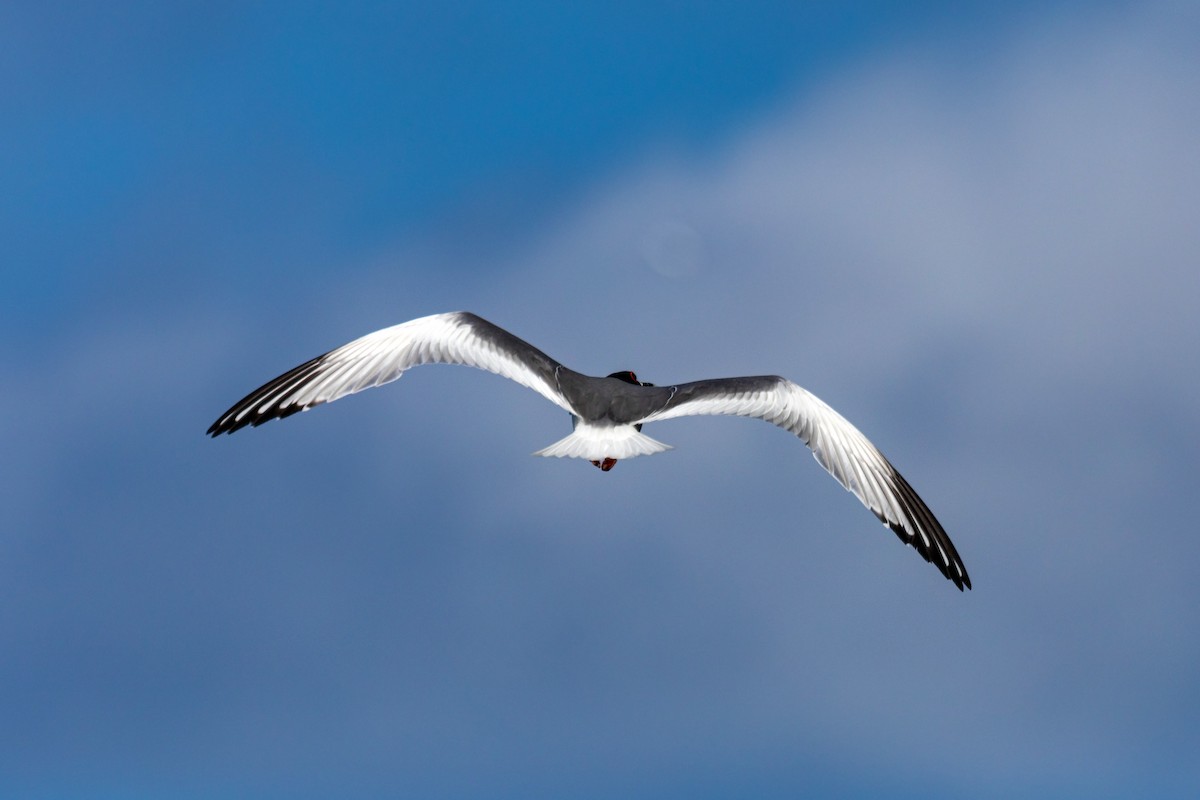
{"left": 3, "top": 1, "right": 1199, "bottom": 798}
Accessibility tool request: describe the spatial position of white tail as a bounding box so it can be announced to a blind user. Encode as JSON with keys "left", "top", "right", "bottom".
{"left": 532, "top": 423, "right": 673, "bottom": 461}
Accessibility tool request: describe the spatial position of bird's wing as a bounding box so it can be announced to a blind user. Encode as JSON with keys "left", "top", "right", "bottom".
{"left": 638, "top": 376, "right": 970, "bottom": 590}
{"left": 208, "top": 311, "right": 573, "bottom": 435}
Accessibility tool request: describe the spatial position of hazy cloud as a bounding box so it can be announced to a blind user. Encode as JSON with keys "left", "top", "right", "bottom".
{"left": 5, "top": 3, "right": 1199, "bottom": 797}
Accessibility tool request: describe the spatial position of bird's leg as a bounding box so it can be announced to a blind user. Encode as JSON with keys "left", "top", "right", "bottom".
{"left": 590, "top": 458, "right": 618, "bottom": 471}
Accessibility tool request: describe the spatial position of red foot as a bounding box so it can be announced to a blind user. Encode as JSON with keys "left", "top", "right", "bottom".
{"left": 590, "top": 458, "right": 618, "bottom": 471}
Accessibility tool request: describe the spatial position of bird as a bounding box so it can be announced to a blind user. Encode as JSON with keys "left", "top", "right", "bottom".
{"left": 208, "top": 311, "right": 970, "bottom": 590}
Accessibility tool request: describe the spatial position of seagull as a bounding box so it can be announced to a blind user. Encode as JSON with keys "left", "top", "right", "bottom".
{"left": 208, "top": 311, "right": 970, "bottom": 590}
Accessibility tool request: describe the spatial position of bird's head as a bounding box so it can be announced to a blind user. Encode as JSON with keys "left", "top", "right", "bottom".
{"left": 607, "top": 370, "right": 653, "bottom": 387}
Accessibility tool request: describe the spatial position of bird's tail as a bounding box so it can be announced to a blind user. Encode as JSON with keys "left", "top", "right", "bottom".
{"left": 532, "top": 424, "right": 672, "bottom": 461}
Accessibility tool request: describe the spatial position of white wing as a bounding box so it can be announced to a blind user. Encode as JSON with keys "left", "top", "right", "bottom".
{"left": 638, "top": 377, "right": 970, "bottom": 590}
{"left": 208, "top": 312, "right": 572, "bottom": 435}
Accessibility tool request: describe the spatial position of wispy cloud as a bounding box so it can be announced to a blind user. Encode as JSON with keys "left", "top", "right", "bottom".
{"left": 5, "top": 3, "right": 1199, "bottom": 797}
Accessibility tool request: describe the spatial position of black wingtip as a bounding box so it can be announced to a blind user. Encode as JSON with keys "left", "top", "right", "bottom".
{"left": 206, "top": 415, "right": 248, "bottom": 437}
{"left": 206, "top": 417, "right": 232, "bottom": 437}
{"left": 206, "top": 351, "right": 331, "bottom": 439}
{"left": 874, "top": 467, "right": 971, "bottom": 591}
{"left": 883, "top": 518, "right": 971, "bottom": 591}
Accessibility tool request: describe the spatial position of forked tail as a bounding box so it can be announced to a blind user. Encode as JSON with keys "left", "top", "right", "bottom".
{"left": 532, "top": 423, "right": 672, "bottom": 461}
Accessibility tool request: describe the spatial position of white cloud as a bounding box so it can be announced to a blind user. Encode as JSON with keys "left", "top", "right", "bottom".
{"left": 324, "top": 3, "right": 1200, "bottom": 788}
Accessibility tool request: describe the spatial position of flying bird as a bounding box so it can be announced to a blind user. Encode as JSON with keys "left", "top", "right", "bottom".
{"left": 208, "top": 311, "right": 970, "bottom": 590}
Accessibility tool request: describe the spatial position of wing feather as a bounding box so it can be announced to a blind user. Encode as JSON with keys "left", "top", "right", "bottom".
{"left": 639, "top": 376, "right": 970, "bottom": 590}
{"left": 207, "top": 312, "right": 571, "bottom": 435}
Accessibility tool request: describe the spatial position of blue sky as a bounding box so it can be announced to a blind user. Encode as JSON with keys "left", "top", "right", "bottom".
{"left": 4, "top": 2, "right": 1199, "bottom": 798}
